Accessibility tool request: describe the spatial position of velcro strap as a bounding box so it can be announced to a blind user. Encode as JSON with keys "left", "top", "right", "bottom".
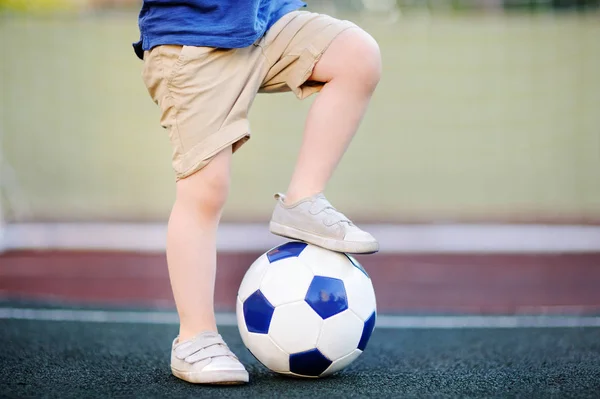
{"left": 309, "top": 198, "right": 332, "bottom": 214}
{"left": 175, "top": 335, "right": 226, "bottom": 360}
{"left": 311, "top": 200, "right": 351, "bottom": 224}
{"left": 185, "top": 344, "right": 233, "bottom": 363}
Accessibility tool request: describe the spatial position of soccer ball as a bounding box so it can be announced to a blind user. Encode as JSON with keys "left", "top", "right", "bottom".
{"left": 236, "top": 241, "right": 377, "bottom": 378}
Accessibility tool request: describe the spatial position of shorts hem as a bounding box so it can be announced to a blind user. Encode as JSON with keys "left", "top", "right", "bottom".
{"left": 289, "top": 21, "right": 358, "bottom": 99}
{"left": 174, "top": 120, "right": 250, "bottom": 181}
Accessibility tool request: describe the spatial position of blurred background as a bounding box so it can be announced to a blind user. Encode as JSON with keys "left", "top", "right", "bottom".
{"left": 1, "top": 0, "right": 599, "bottom": 225}
{"left": 0, "top": 0, "right": 599, "bottom": 313}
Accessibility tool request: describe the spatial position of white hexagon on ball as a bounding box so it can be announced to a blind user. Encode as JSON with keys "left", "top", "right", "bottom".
{"left": 237, "top": 254, "right": 271, "bottom": 302}
{"left": 298, "top": 244, "right": 352, "bottom": 279}
{"left": 344, "top": 268, "right": 377, "bottom": 321}
{"left": 245, "top": 333, "right": 290, "bottom": 373}
{"left": 259, "top": 257, "right": 314, "bottom": 307}
{"left": 268, "top": 301, "right": 323, "bottom": 354}
{"left": 316, "top": 309, "right": 364, "bottom": 361}
{"left": 321, "top": 349, "right": 363, "bottom": 377}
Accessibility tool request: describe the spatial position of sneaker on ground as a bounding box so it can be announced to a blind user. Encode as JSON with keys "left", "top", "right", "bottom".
{"left": 171, "top": 331, "right": 249, "bottom": 385}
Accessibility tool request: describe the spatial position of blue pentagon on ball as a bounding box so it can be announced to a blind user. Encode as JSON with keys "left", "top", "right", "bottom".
{"left": 305, "top": 276, "right": 348, "bottom": 319}
{"left": 289, "top": 348, "right": 332, "bottom": 377}
{"left": 243, "top": 290, "right": 275, "bottom": 334}
{"left": 358, "top": 311, "right": 377, "bottom": 351}
{"left": 266, "top": 241, "right": 308, "bottom": 263}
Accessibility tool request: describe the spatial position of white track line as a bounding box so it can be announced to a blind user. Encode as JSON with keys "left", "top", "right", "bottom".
{"left": 1, "top": 308, "right": 599, "bottom": 329}
{"left": 2, "top": 222, "right": 600, "bottom": 253}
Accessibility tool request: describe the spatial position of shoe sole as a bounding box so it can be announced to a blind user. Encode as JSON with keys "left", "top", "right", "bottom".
{"left": 269, "top": 222, "right": 379, "bottom": 254}
{"left": 171, "top": 367, "right": 249, "bottom": 385}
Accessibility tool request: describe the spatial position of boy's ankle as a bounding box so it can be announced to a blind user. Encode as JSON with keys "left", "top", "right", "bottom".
{"left": 179, "top": 326, "right": 218, "bottom": 343}
{"left": 282, "top": 190, "right": 322, "bottom": 206}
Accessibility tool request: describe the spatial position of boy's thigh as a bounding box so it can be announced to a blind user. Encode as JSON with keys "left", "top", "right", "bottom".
{"left": 142, "top": 44, "right": 263, "bottom": 180}
{"left": 259, "top": 11, "right": 357, "bottom": 99}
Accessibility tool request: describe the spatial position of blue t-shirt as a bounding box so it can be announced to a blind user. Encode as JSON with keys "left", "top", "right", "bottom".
{"left": 133, "top": 0, "right": 306, "bottom": 60}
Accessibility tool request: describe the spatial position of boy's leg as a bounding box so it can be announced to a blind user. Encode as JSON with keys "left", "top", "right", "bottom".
{"left": 261, "top": 13, "right": 381, "bottom": 254}
{"left": 142, "top": 43, "right": 260, "bottom": 340}
{"left": 167, "top": 145, "right": 248, "bottom": 385}
{"left": 285, "top": 28, "right": 381, "bottom": 204}
{"left": 167, "top": 146, "right": 232, "bottom": 341}
{"left": 141, "top": 44, "right": 262, "bottom": 384}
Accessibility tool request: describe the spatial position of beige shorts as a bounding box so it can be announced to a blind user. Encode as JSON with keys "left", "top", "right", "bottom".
{"left": 141, "top": 11, "right": 356, "bottom": 180}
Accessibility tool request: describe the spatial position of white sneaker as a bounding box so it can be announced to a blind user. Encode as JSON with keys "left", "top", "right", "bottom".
{"left": 269, "top": 192, "right": 379, "bottom": 254}
{"left": 170, "top": 331, "right": 249, "bottom": 385}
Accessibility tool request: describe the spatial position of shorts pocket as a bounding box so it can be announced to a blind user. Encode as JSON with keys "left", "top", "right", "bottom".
{"left": 166, "top": 45, "right": 215, "bottom": 87}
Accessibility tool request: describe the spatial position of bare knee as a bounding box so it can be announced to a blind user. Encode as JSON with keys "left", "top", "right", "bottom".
{"left": 348, "top": 29, "right": 382, "bottom": 89}
{"left": 180, "top": 170, "right": 230, "bottom": 216}
{"left": 175, "top": 148, "right": 232, "bottom": 217}
{"left": 313, "top": 28, "right": 382, "bottom": 92}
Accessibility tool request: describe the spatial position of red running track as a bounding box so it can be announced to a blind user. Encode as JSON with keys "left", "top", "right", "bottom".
{"left": 1, "top": 251, "right": 599, "bottom": 314}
